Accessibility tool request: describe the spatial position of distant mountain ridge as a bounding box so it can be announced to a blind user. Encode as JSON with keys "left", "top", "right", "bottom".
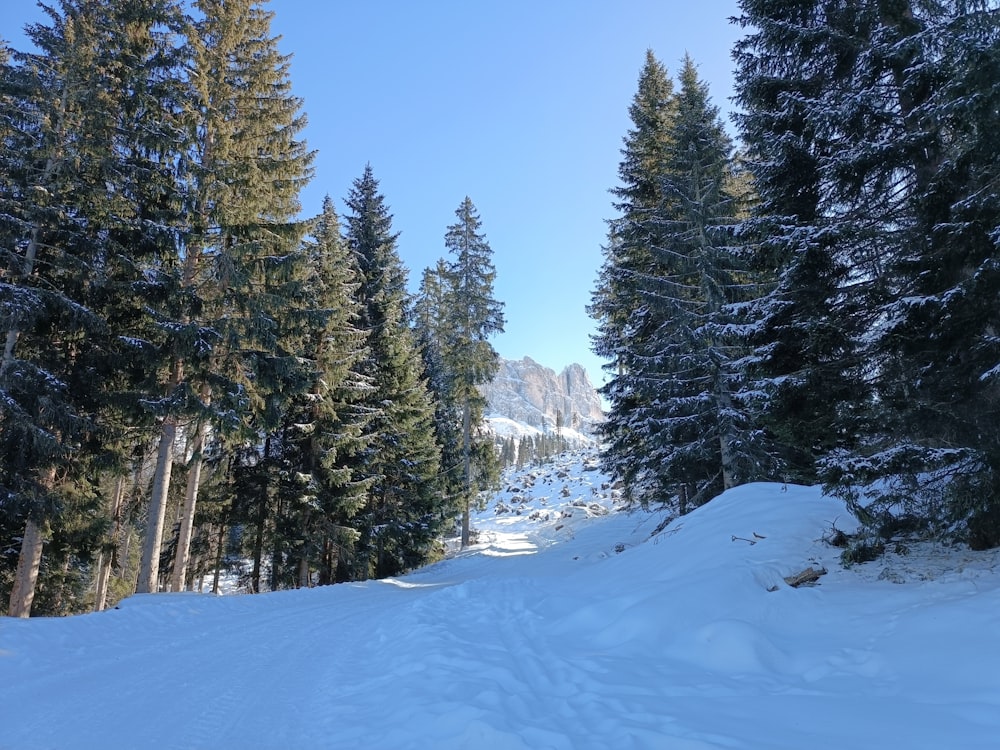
{"left": 480, "top": 357, "right": 604, "bottom": 440}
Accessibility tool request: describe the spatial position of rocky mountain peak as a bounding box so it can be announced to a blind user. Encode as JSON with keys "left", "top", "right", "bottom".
{"left": 480, "top": 356, "right": 604, "bottom": 436}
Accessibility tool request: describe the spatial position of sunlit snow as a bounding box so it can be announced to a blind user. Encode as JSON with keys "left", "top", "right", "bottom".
{"left": 2, "top": 449, "right": 999, "bottom": 749}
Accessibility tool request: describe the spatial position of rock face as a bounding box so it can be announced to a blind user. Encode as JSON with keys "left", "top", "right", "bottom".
{"left": 480, "top": 357, "right": 604, "bottom": 436}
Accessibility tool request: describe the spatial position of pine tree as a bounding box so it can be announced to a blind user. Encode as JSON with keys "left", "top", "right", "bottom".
{"left": 592, "top": 53, "right": 767, "bottom": 511}
{"left": 589, "top": 51, "right": 676, "bottom": 507}
{"left": 414, "top": 260, "right": 465, "bottom": 521}
{"left": 440, "top": 197, "right": 505, "bottom": 545}
{"left": 343, "top": 166, "right": 444, "bottom": 579}
{"left": 591, "top": 50, "right": 675, "bottom": 374}
{"left": 836, "top": 1, "right": 1000, "bottom": 543}
{"left": 1, "top": 0, "right": 191, "bottom": 615}
{"left": 733, "top": 0, "right": 875, "bottom": 484}
{"left": 149, "top": 0, "right": 315, "bottom": 593}
{"left": 735, "top": 0, "right": 1000, "bottom": 546}
{"left": 268, "top": 196, "right": 372, "bottom": 587}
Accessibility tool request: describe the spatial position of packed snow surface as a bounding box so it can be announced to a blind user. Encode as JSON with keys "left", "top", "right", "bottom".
{"left": 3, "top": 449, "right": 1000, "bottom": 749}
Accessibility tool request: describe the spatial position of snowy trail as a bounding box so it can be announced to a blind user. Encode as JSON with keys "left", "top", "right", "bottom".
{"left": 3, "top": 452, "right": 1000, "bottom": 749}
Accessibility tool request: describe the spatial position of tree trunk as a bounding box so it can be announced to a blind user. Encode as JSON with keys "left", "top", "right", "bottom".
{"left": 250, "top": 436, "right": 271, "bottom": 594}
{"left": 8, "top": 517, "right": 46, "bottom": 618}
{"left": 460, "top": 400, "right": 472, "bottom": 547}
{"left": 170, "top": 402, "right": 211, "bottom": 592}
{"left": 94, "top": 475, "right": 127, "bottom": 611}
{"left": 212, "top": 522, "right": 226, "bottom": 595}
{"left": 710, "top": 349, "right": 737, "bottom": 492}
{"left": 297, "top": 557, "right": 310, "bottom": 588}
{"left": 137, "top": 415, "right": 178, "bottom": 593}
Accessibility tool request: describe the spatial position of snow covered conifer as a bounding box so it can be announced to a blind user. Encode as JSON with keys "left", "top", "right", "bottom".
{"left": 735, "top": 0, "right": 1000, "bottom": 545}
{"left": 0, "top": 0, "right": 192, "bottom": 614}
{"left": 591, "top": 50, "right": 675, "bottom": 376}
{"left": 597, "top": 56, "right": 770, "bottom": 512}
{"left": 732, "top": 0, "right": 873, "bottom": 483}
{"left": 267, "top": 196, "right": 373, "bottom": 587}
{"left": 589, "top": 50, "right": 676, "bottom": 507}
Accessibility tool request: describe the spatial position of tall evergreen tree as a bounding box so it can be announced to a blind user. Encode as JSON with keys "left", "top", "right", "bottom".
{"left": 1, "top": 0, "right": 191, "bottom": 615}
{"left": 267, "top": 196, "right": 372, "bottom": 588}
{"left": 413, "top": 260, "right": 465, "bottom": 521}
{"left": 343, "top": 166, "right": 444, "bottom": 579}
{"left": 146, "top": 0, "right": 315, "bottom": 593}
{"left": 589, "top": 51, "right": 676, "bottom": 508}
{"left": 591, "top": 50, "right": 675, "bottom": 375}
{"left": 733, "top": 0, "right": 876, "bottom": 484}
{"left": 735, "top": 0, "right": 1000, "bottom": 546}
{"left": 440, "top": 197, "right": 505, "bottom": 546}
{"left": 594, "top": 55, "right": 768, "bottom": 512}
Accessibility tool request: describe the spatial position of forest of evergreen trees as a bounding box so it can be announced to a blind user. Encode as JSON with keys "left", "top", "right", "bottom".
{"left": 0, "top": 0, "right": 503, "bottom": 616}
{"left": 593, "top": 2, "right": 1000, "bottom": 560}
{"left": 3, "top": 0, "right": 1000, "bottom": 617}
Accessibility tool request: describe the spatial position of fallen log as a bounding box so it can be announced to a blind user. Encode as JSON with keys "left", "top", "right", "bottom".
{"left": 783, "top": 566, "right": 826, "bottom": 588}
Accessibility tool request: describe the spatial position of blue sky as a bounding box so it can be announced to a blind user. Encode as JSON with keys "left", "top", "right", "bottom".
{"left": 4, "top": 0, "right": 744, "bottom": 386}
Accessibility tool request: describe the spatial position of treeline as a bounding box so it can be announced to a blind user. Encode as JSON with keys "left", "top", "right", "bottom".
{"left": 496, "top": 433, "right": 574, "bottom": 471}
{"left": 593, "top": 1, "right": 1000, "bottom": 557}
{"left": 0, "top": 0, "right": 503, "bottom": 617}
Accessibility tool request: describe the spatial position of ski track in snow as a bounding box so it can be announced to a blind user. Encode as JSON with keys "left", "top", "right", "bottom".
{"left": 2, "top": 449, "right": 1000, "bottom": 749}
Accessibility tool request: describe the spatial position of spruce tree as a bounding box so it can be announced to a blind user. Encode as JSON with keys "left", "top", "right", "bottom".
{"left": 589, "top": 51, "right": 676, "bottom": 507}
{"left": 591, "top": 50, "right": 675, "bottom": 373}
{"left": 733, "top": 0, "right": 876, "bottom": 484}
{"left": 414, "top": 260, "right": 465, "bottom": 521}
{"left": 1, "top": 0, "right": 191, "bottom": 615}
{"left": 841, "top": 0, "right": 1000, "bottom": 543}
{"left": 343, "top": 166, "right": 444, "bottom": 579}
{"left": 595, "top": 55, "right": 768, "bottom": 512}
{"left": 735, "top": 0, "right": 1000, "bottom": 545}
{"left": 150, "top": 0, "right": 315, "bottom": 593}
{"left": 268, "top": 196, "right": 372, "bottom": 587}
{"left": 441, "top": 197, "right": 505, "bottom": 545}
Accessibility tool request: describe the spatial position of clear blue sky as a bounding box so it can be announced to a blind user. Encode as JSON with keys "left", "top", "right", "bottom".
{"left": 4, "top": 0, "right": 744, "bottom": 386}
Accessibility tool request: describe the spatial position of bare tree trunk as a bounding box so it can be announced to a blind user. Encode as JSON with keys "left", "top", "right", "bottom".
{"left": 212, "top": 522, "right": 226, "bottom": 595}
{"left": 51, "top": 556, "right": 71, "bottom": 614}
{"left": 8, "top": 517, "right": 46, "bottom": 618}
{"left": 297, "top": 557, "right": 310, "bottom": 588}
{"left": 460, "top": 400, "right": 472, "bottom": 547}
{"left": 94, "top": 475, "right": 127, "bottom": 611}
{"left": 7, "top": 462, "right": 58, "bottom": 618}
{"left": 250, "top": 515, "right": 264, "bottom": 593}
{"left": 137, "top": 415, "right": 178, "bottom": 593}
{"left": 170, "top": 399, "right": 211, "bottom": 592}
{"left": 120, "top": 530, "right": 132, "bottom": 580}
{"left": 249, "top": 436, "right": 271, "bottom": 593}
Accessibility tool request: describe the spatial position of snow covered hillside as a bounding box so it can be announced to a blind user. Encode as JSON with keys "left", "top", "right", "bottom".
{"left": 3, "top": 449, "right": 1000, "bottom": 749}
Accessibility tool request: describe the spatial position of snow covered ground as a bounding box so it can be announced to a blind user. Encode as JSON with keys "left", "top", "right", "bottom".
{"left": 3, "top": 449, "right": 1000, "bottom": 749}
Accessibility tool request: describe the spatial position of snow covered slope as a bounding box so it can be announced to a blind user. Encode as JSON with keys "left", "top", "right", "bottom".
{"left": 2, "top": 450, "right": 1000, "bottom": 749}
